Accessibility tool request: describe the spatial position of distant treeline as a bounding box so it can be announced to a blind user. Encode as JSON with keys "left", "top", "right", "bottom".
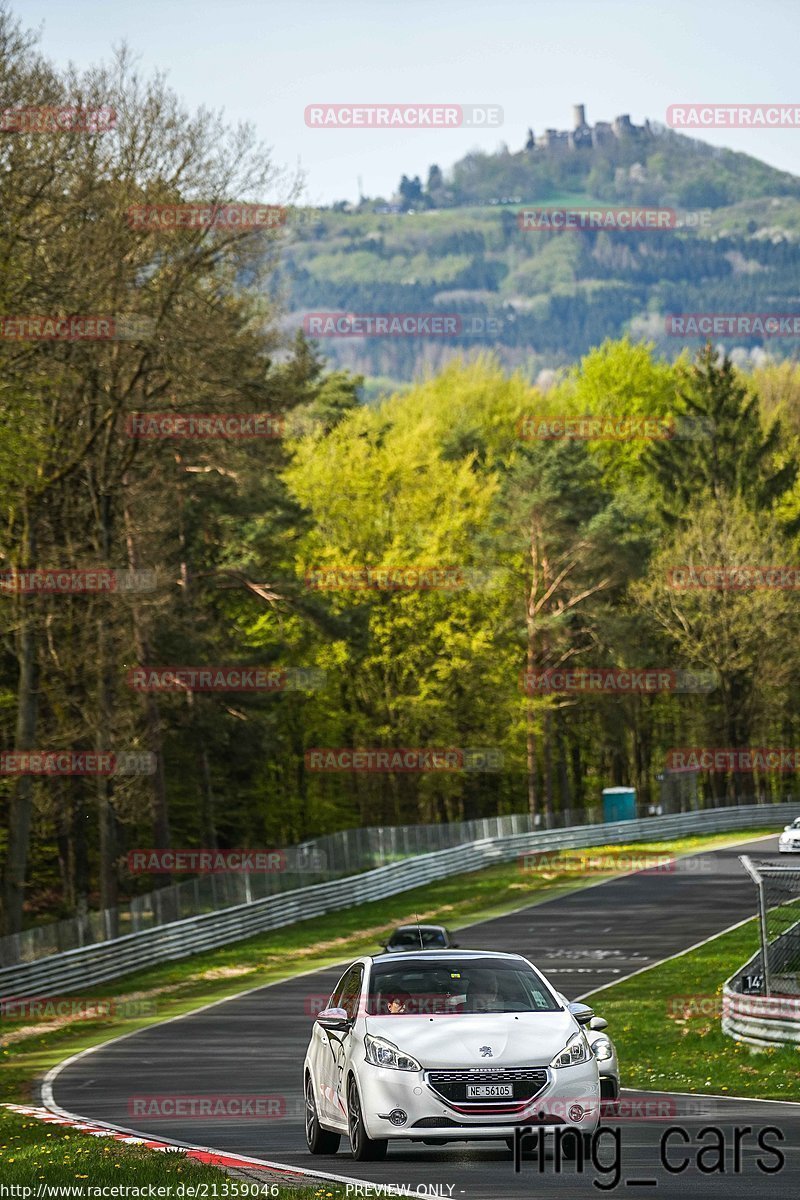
{"left": 3, "top": 6, "right": 800, "bottom": 936}
{"left": 277, "top": 211, "right": 800, "bottom": 381}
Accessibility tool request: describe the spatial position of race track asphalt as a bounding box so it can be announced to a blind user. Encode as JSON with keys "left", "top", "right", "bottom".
{"left": 50, "top": 833, "right": 800, "bottom": 1198}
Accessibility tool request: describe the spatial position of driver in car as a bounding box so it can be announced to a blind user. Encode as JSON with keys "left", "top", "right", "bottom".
{"left": 466, "top": 969, "right": 501, "bottom": 1013}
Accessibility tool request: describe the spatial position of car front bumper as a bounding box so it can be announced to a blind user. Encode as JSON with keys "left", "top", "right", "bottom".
{"left": 357, "top": 1060, "right": 601, "bottom": 1141}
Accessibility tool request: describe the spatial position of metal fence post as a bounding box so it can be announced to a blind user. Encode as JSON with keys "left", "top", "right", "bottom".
{"left": 741, "top": 855, "right": 772, "bottom": 997}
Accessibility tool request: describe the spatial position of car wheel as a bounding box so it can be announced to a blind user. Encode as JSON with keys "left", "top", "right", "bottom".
{"left": 506, "top": 1132, "right": 540, "bottom": 1157}
{"left": 348, "top": 1078, "right": 388, "bottom": 1161}
{"left": 304, "top": 1074, "right": 341, "bottom": 1155}
{"left": 559, "top": 1129, "right": 593, "bottom": 1161}
{"left": 600, "top": 1077, "right": 620, "bottom": 1118}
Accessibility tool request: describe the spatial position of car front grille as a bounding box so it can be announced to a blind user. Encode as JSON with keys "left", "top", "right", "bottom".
{"left": 426, "top": 1067, "right": 549, "bottom": 1108}
{"left": 412, "top": 1117, "right": 461, "bottom": 1128}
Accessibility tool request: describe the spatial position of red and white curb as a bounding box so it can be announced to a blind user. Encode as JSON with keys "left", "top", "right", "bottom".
{"left": 31, "top": 966, "right": 399, "bottom": 1193}
{"left": 3, "top": 1102, "right": 415, "bottom": 1194}
{"left": 3, "top": 1103, "right": 286, "bottom": 1171}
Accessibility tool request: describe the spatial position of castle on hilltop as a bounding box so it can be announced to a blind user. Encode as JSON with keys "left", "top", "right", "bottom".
{"left": 525, "top": 105, "right": 652, "bottom": 153}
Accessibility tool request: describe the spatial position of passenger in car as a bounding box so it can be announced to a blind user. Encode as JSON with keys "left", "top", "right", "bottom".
{"left": 465, "top": 970, "right": 501, "bottom": 1012}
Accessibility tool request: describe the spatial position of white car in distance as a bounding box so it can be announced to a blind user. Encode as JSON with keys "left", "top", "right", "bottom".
{"left": 779, "top": 817, "right": 800, "bottom": 853}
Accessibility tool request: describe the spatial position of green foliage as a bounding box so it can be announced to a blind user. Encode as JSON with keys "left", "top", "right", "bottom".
{"left": 645, "top": 343, "right": 800, "bottom": 529}
{"left": 2, "top": 0, "right": 800, "bottom": 926}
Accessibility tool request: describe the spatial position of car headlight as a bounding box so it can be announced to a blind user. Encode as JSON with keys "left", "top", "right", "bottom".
{"left": 364, "top": 1034, "right": 421, "bottom": 1072}
{"left": 591, "top": 1036, "right": 614, "bottom": 1062}
{"left": 550, "top": 1032, "right": 591, "bottom": 1068}
{"left": 780, "top": 834, "right": 789, "bottom": 841}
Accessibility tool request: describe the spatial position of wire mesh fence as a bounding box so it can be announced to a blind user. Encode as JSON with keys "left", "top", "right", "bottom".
{"left": 0, "top": 794, "right": 793, "bottom": 969}
{"left": 739, "top": 855, "right": 800, "bottom": 996}
{"left": 0, "top": 812, "right": 534, "bottom": 967}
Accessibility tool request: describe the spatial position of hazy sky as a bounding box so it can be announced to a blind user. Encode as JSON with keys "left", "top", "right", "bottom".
{"left": 13, "top": 0, "right": 800, "bottom": 204}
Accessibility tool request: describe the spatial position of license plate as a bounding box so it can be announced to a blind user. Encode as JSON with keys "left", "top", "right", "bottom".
{"left": 466, "top": 1083, "right": 513, "bottom": 1098}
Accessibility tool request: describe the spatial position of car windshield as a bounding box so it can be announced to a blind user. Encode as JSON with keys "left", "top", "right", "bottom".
{"left": 367, "top": 957, "right": 560, "bottom": 1015}
{"left": 387, "top": 928, "right": 446, "bottom": 949}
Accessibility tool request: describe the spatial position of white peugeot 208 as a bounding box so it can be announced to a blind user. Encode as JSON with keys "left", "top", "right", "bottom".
{"left": 303, "top": 949, "right": 601, "bottom": 1161}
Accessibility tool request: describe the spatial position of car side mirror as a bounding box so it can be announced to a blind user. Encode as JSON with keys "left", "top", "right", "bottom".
{"left": 588, "top": 1016, "right": 608, "bottom": 1031}
{"left": 316, "top": 1006, "right": 351, "bottom": 1031}
{"left": 568, "top": 1001, "right": 595, "bottom": 1025}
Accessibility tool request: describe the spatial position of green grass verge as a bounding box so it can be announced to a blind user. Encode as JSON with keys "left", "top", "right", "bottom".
{"left": 0, "top": 1105, "right": 342, "bottom": 1196}
{"left": 0, "top": 826, "right": 783, "bottom": 1191}
{"left": 0, "top": 1106, "right": 237, "bottom": 1189}
{"left": 589, "top": 916, "right": 800, "bottom": 1101}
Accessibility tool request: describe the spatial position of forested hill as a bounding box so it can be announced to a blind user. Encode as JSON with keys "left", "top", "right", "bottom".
{"left": 422, "top": 123, "right": 800, "bottom": 210}
{"left": 275, "top": 120, "right": 800, "bottom": 391}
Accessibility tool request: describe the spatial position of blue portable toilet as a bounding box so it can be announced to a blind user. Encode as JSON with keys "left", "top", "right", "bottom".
{"left": 602, "top": 786, "right": 636, "bottom": 822}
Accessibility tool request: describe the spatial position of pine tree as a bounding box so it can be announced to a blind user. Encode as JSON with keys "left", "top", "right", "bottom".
{"left": 645, "top": 343, "right": 799, "bottom": 530}
{"left": 426, "top": 164, "right": 443, "bottom": 195}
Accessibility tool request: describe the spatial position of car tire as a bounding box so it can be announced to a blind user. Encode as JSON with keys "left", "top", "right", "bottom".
{"left": 348, "top": 1078, "right": 388, "bottom": 1161}
{"left": 600, "top": 1076, "right": 620, "bottom": 1118}
{"left": 304, "top": 1074, "right": 341, "bottom": 1155}
{"left": 505, "top": 1132, "right": 540, "bottom": 1157}
{"left": 559, "top": 1129, "right": 593, "bottom": 1161}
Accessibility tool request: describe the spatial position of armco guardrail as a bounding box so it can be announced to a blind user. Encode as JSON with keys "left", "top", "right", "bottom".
{"left": 722, "top": 859, "right": 800, "bottom": 1048}
{"left": 0, "top": 811, "right": 539, "bottom": 967}
{"left": 722, "top": 949, "right": 800, "bottom": 1047}
{"left": 1, "top": 803, "right": 797, "bottom": 999}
